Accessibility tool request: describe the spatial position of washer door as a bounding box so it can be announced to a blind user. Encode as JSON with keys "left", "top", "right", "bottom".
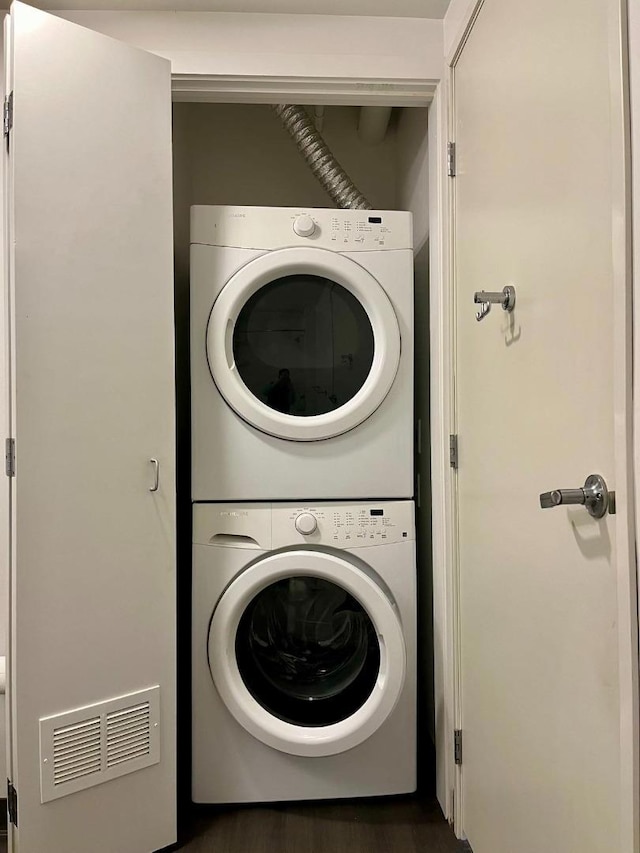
{"left": 208, "top": 550, "right": 406, "bottom": 757}
{"left": 207, "top": 247, "right": 401, "bottom": 441}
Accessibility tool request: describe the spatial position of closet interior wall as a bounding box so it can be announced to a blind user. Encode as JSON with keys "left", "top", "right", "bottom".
{"left": 171, "top": 98, "right": 433, "bottom": 781}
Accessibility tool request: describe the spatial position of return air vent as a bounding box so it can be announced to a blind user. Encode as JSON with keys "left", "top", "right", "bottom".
{"left": 40, "top": 686, "right": 160, "bottom": 803}
{"left": 52, "top": 716, "right": 102, "bottom": 787}
{"left": 106, "top": 702, "right": 151, "bottom": 768}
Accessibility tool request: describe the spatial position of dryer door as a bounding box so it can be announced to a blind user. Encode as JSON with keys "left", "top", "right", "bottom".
{"left": 206, "top": 247, "right": 401, "bottom": 441}
{"left": 208, "top": 550, "right": 406, "bottom": 756}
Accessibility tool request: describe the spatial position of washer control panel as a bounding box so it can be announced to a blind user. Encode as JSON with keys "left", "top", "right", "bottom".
{"left": 194, "top": 501, "right": 415, "bottom": 549}
{"left": 273, "top": 501, "right": 415, "bottom": 549}
{"left": 191, "top": 205, "right": 413, "bottom": 252}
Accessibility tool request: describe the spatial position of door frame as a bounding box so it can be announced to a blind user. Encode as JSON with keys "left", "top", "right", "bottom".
{"left": 167, "top": 72, "right": 455, "bottom": 816}
{"left": 171, "top": 75, "right": 436, "bottom": 106}
{"left": 445, "top": 0, "right": 639, "bottom": 846}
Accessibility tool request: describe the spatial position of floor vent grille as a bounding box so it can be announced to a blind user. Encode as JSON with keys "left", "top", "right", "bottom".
{"left": 40, "top": 686, "right": 160, "bottom": 803}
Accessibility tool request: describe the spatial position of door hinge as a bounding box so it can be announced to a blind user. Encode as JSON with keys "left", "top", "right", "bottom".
{"left": 449, "top": 434, "right": 458, "bottom": 470}
{"left": 447, "top": 141, "right": 456, "bottom": 177}
{"left": 454, "top": 729, "right": 463, "bottom": 765}
{"left": 5, "top": 439, "right": 15, "bottom": 478}
{"left": 7, "top": 779, "right": 17, "bottom": 827}
{"left": 4, "top": 91, "right": 13, "bottom": 139}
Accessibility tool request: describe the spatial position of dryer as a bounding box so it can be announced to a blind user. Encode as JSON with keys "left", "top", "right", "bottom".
{"left": 192, "top": 500, "right": 416, "bottom": 803}
{"left": 190, "top": 205, "right": 414, "bottom": 501}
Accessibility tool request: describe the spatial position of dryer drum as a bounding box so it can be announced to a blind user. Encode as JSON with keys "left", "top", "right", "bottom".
{"left": 235, "top": 576, "right": 381, "bottom": 727}
{"left": 233, "top": 275, "right": 375, "bottom": 418}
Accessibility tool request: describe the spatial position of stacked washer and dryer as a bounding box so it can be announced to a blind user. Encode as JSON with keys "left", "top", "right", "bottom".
{"left": 190, "top": 205, "right": 416, "bottom": 803}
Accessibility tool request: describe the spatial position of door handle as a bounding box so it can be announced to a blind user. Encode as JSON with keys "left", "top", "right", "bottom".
{"left": 149, "top": 458, "right": 159, "bottom": 492}
{"left": 474, "top": 286, "right": 516, "bottom": 321}
{"left": 539, "top": 474, "right": 614, "bottom": 518}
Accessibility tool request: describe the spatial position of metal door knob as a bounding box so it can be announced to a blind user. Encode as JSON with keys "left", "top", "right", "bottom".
{"left": 539, "top": 474, "right": 614, "bottom": 519}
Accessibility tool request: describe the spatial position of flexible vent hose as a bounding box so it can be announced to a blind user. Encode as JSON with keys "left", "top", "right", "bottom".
{"left": 272, "top": 104, "right": 372, "bottom": 210}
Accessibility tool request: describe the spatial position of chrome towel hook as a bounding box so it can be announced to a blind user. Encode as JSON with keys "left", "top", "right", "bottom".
{"left": 474, "top": 286, "right": 516, "bottom": 321}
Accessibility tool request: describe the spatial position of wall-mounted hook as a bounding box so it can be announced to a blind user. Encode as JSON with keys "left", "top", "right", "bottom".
{"left": 473, "top": 286, "right": 516, "bottom": 322}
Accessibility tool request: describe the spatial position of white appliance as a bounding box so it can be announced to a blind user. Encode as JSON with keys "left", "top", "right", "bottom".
{"left": 190, "top": 205, "right": 414, "bottom": 501}
{"left": 192, "top": 500, "right": 416, "bottom": 803}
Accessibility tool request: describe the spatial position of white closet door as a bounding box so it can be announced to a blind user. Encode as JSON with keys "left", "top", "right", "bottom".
{"left": 5, "top": 4, "right": 176, "bottom": 851}
{"left": 453, "top": 0, "right": 636, "bottom": 851}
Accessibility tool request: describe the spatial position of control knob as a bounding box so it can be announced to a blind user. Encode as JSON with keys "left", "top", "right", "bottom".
{"left": 293, "top": 214, "right": 316, "bottom": 238}
{"left": 295, "top": 512, "right": 318, "bottom": 535}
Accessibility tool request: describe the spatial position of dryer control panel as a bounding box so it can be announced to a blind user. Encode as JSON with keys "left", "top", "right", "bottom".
{"left": 190, "top": 205, "right": 413, "bottom": 252}
{"left": 273, "top": 501, "right": 415, "bottom": 549}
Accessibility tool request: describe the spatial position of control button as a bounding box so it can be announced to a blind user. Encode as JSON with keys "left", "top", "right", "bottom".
{"left": 295, "top": 512, "right": 318, "bottom": 535}
{"left": 293, "top": 215, "right": 316, "bottom": 238}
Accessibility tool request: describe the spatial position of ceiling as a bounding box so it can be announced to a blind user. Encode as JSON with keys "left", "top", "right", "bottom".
{"left": 26, "top": 0, "right": 451, "bottom": 16}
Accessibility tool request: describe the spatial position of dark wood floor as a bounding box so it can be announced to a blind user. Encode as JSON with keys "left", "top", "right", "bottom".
{"left": 181, "top": 795, "right": 465, "bottom": 852}
{"left": 0, "top": 798, "right": 465, "bottom": 852}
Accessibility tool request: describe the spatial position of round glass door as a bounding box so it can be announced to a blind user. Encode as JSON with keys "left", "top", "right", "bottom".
{"left": 233, "top": 275, "right": 374, "bottom": 419}
{"left": 207, "top": 248, "right": 401, "bottom": 441}
{"left": 208, "top": 550, "right": 406, "bottom": 757}
{"left": 235, "top": 576, "right": 380, "bottom": 727}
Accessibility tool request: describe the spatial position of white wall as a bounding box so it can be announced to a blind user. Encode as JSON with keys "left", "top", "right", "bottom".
{"left": 183, "top": 104, "right": 398, "bottom": 207}
{"left": 40, "top": 0, "right": 453, "bottom": 14}
{"left": 397, "top": 107, "right": 430, "bottom": 252}
{"left": 185, "top": 103, "right": 399, "bottom": 209}
{"left": 56, "top": 11, "right": 444, "bottom": 82}
{"left": 443, "top": 0, "right": 477, "bottom": 57}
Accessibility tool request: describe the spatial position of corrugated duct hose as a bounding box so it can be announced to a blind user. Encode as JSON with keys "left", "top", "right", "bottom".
{"left": 272, "top": 104, "right": 373, "bottom": 210}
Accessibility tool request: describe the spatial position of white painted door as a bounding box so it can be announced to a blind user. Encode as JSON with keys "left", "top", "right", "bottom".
{"left": 5, "top": 4, "right": 176, "bottom": 851}
{"left": 454, "top": 1, "right": 637, "bottom": 852}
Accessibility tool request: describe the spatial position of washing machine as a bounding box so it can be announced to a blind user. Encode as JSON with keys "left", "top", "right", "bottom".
{"left": 192, "top": 500, "right": 416, "bottom": 803}
{"left": 190, "top": 205, "right": 414, "bottom": 501}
